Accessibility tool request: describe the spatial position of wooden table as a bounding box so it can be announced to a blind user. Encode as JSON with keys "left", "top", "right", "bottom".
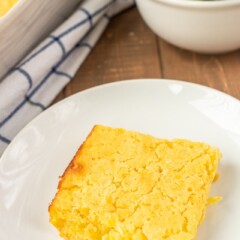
{"left": 54, "top": 7, "right": 240, "bottom": 103}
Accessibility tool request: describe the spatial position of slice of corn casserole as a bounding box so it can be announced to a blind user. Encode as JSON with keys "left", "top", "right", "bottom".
{"left": 49, "top": 125, "right": 221, "bottom": 240}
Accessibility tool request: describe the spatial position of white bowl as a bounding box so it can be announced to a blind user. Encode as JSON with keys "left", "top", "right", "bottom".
{"left": 0, "top": 0, "right": 81, "bottom": 80}
{"left": 136, "top": 0, "right": 240, "bottom": 54}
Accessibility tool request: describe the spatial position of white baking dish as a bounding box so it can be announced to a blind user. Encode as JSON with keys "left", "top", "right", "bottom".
{"left": 0, "top": 0, "right": 82, "bottom": 80}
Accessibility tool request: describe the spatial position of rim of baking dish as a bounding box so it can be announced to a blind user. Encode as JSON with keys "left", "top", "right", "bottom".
{"left": 0, "top": 0, "right": 24, "bottom": 23}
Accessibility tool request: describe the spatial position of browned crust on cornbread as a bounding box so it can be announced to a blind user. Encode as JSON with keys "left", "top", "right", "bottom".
{"left": 49, "top": 125, "right": 98, "bottom": 210}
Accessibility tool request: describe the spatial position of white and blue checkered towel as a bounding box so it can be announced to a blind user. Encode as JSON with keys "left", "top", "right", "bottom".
{"left": 0, "top": 0, "right": 134, "bottom": 155}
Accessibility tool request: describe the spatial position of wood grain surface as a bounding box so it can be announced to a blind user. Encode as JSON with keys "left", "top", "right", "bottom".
{"left": 54, "top": 7, "right": 240, "bottom": 103}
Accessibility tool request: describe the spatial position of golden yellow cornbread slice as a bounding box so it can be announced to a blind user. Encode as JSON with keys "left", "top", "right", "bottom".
{"left": 49, "top": 125, "right": 221, "bottom": 240}
{"left": 0, "top": 0, "right": 18, "bottom": 17}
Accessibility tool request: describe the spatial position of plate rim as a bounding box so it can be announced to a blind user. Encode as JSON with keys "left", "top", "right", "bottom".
{"left": 1, "top": 78, "right": 240, "bottom": 161}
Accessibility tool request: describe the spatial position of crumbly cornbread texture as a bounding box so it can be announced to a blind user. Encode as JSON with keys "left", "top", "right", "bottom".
{"left": 49, "top": 125, "right": 221, "bottom": 240}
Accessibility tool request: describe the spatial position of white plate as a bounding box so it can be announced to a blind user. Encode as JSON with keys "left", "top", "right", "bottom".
{"left": 0, "top": 79, "right": 240, "bottom": 240}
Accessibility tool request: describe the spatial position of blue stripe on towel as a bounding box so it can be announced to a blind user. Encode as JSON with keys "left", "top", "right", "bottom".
{"left": 18, "top": 0, "right": 115, "bottom": 67}
{"left": 52, "top": 67, "right": 72, "bottom": 80}
{"left": 25, "top": 96, "right": 46, "bottom": 110}
{"left": 0, "top": 42, "right": 94, "bottom": 129}
{"left": 0, "top": 45, "right": 91, "bottom": 129}
{"left": 76, "top": 42, "right": 92, "bottom": 49}
{"left": 0, "top": 95, "right": 45, "bottom": 128}
{"left": 15, "top": 67, "right": 33, "bottom": 90}
{"left": 93, "top": 0, "right": 117, "bottom": 18}
{"left": 19, "top": 40, "right": 54, "bottom": 67}
{"left": 49, "top": 35, "right": 66, "bottom": 57}
{"left": 79, "top": 7, "right": 93, "bottom": 28}
{"left": 0, "top": 99, "right": 26, "bottom": 128}
{"left": 58, "top": 0, "right": 116, "bottom": 38}
{"left": 0, "top": 134, "right": 11, "bottom": 144}
{"left": 26, "top": 42, "right": 95, "bottom": 99}
{"left": 25, "top": 42, "right": 92, "bottom": 100}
